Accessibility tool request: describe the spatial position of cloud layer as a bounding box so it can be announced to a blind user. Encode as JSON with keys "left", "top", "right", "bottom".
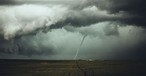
{"left": 1, "top": 22, "right": 146, "bottom": 60}
{"left": 0, "top": 0, "right": 146, "bottom": 60}
{"left": 0, "top": 4, "right": 127, "bottom": 40}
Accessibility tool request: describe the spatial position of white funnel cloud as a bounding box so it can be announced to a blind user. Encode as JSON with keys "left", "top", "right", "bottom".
{"left": 74, "top": 34, "right": 87, "bottom": 60}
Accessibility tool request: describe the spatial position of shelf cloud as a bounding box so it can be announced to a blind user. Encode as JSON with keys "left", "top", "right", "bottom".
{"left": 0, "top": 0, "right": 146, "bottom": 60}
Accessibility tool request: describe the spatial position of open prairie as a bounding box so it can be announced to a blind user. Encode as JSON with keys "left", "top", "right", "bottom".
{"left": 0, "top": 59, "right": 146, "bottom": 76}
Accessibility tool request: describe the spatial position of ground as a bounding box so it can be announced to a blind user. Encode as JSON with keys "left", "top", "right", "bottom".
{"left": 0, "top": 59, "right": 146, "bottom": 76}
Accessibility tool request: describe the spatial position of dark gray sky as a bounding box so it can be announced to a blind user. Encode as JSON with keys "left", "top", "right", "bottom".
{"left": 0, "top": 0, "right": 146, "bottom": 60}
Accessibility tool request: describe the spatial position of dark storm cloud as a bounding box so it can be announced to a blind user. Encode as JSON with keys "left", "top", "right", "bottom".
{"left": 45, "top": 0, "right": 146, "bottom": 28}
{"left": 0, "top": 0, "right": 146, "bottom": 60}
{"left": 0, "top": 0, "right": 87, "bottom": 5}
{"left": 49, "top": 5, "right": 129, "bottom": 29}
{"left": 0, "top": 36, "right": 55, "bottom": 56}
{"left": 1, "top": 0, "right": 145, "bottom": 26}
{"left": 0, "top": 4, "right": 125, "bottom": 40}
{"left": 87, "top": 0, "right": 146, "bottom": 26}
{"left": 0, "top": 21, "right": 146, "bottom": 60}
{"left": 0, "top": 0, "right": 15, "bottom": 5}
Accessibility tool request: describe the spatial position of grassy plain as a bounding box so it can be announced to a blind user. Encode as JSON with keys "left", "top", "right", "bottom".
{"left": 0, "top": 59, "right": 146, "bottom": 76}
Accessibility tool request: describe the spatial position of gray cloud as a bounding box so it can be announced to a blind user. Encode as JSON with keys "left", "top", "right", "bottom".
{"left": 0, "top": 4, "right": 127, "bottom": 40}
{"left": 87, "top": 0, "right": 146, "bottom": 26}
{"left": 1, "top": 22, "right": 146, "bottom": 60}
{"left": 0, "top": 0, "right": 146, "bottom": 60}
{"left": 0, "top": 4, "right": 68, "bottom": 40}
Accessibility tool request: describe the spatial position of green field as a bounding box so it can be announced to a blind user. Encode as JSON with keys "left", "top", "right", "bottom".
{"left": 0, "top": 59, "right": 146, "bottom": 76}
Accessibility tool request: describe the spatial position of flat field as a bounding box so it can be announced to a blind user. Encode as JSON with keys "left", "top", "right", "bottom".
{"left": 0, "top": 59, "right": 146, "bottom": 76}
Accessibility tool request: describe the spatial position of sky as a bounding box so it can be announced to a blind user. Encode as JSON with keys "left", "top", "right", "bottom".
{"left": 0, "top": 0, "right": 146, "bottom": 60}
